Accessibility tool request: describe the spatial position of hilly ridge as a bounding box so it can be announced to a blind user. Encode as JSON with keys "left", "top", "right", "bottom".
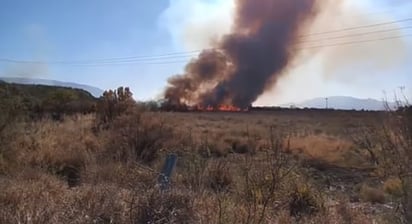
{"left": 0, "top": 77, "right": 104, "bottom": 97}
{"left": 284, "top": 96, "right": 395, "bottom": 111}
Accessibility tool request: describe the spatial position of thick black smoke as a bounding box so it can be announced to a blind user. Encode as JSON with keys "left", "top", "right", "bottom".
{"left": 164, "top": 0, "right": 321, "bottom": 108}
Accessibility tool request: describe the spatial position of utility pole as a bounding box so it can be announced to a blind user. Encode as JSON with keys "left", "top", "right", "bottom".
{"left": 398, "top": 86, "right": 407, "bottom": 106}
{"left": 399, "top": 86, "right": 406, "bottom": 97}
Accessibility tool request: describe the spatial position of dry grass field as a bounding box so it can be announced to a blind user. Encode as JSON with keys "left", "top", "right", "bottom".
{"left": 0, "top": 96, "right": 410, "bottom": 223}
{"left": 3, "top": 0, "right": 412, "bottom": 222}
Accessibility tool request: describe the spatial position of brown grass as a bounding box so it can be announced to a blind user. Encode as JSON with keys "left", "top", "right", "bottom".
{"left": 359, "top": 184, "right": 386, "bottom": 204}
{"left": 288, "top": 134, "right": 353, "bottom": 163}
{"left": 0, "top": 108, "right": 400, "bottom": 223}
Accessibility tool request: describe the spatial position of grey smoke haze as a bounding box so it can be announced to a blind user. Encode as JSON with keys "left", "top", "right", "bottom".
{"left": 1, "top": 24, "right": 52, "bottom": 79}
{"left": 2, "top": 64, "right": 49, "bottom": 79}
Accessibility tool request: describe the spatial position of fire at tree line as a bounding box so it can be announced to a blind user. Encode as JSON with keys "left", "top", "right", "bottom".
{"left": 0, "top": 81, "right": 250, "bottom": 119}
{"left": 0, "top": 81, "right": 252, "bottom": 120}
{"left": 4, "top": 81, "right": 409, "bottom": 122}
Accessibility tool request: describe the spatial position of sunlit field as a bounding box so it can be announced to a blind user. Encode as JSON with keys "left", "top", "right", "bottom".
{"left": 1, "top": 93, "right": 410, "bottom": 223}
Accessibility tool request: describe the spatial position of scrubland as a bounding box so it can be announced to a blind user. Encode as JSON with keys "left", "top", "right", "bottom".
{"left": 0, "top": 88, "right": 411, "bottom": 224}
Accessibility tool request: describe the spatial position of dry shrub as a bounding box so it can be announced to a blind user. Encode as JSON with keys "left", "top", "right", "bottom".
{"left": 289, "top": 134, "right": 353, "bottom": 163}
{"left": 0, "top": 85, "right": 25, "bottom": 134}
{"left": 105, "top": 109, "right": 173, "bottom": 164}
{"left": 135, "top": 190, "right": 195, "bottom": 224}
{"left": 359, "top": 184, "right": 386, "bottom": 204}
{"left": 350, "top": 105, "right": 411, "bottom": 222}
{"left": 351, "top": 127, "right": 381, "bottom": 166}
{"left": 335, "top": 200, "right": 355, "bottom": 224}
{"left": 377, "top": 106, "right": 412, "bottom": 222}
{"left": 177, "top": 153, "right": 208, "bottom": 192}
{"left": 4, "top": 116, "right": 98, "bottom": 186}
{"left": 332, "top": 198, "right": 373, "bottom": 224}
{"left": 193, "top": 193, "right": 228, "bottom": 223}
{"left": 0, "top": 173, "right": 66, "bottom": 224}
{"left": 289, "top": 184, "right": 323, "bottom": 219}
{"left": 196, "top": 135, "right": 230, "bottom": 158}
{"left": 197, "top": 143, "right": 228, "bottom": 158}
{"left": 96, "top": 86, "right": 135, "bottom": 125}
{"left": 0, "top": 91, "right": 30, "bottom": 173}
{"left": 0, "top": 174, "right": 130, "bottom": 224}
{"left": 59, "top": 185, "right": 128, "bottom": 224}
{"left": 0, "top": 123, "right": 22, "bottom": 173}
{"left": 230, "top": 139, "right": 252, "bottom": 154}
{"left": 205, "top": 160, "right": 233, "bottom": 193}
{"left": 384, "top": 177, "right": 403, "bottom": 198}
{"left": 273, "top": 200, "right": 373, "bottom": 224}
{"left": 276, "top": 210, "right": 293, "bottom": 224}
{"left": 235, "top": 139, "right": 300, "bottom": 223}
{"left": 83, "top": 162, "right": 156, "bottom": 190}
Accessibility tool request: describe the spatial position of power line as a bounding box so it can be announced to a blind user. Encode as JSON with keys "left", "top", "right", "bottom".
{"left": 63, "top": 60, "right": 191, "bottom": 67}
{"left": 82, "top": 27, "right": 412, "bottom": 65}
{"left": 299, "top": 33, "right": 412, "bottom": 50}
{"left": 298, "top": 17, "right": 412, "bottom": 37}
{"left": 0, "top": 54, "right": 197, "bottom": 65}
{"left": 66, "top": 49, "right": 202, "bottom": 63}
{"left": 30, "top": 34, "right": 412, "bottom": 66}
{"left": 0, "top": 51, "right": 200, "bottom": 65}
{"left": 63, "top": 26, "right": 412, "bottom": 66}
{"left": 297, "top": 26, "right": 412, "bottom": 43}
{"left": 1, "top": 33, "right": 410, "bottom": 66}
{"left": 0, "top": 17, "right": 411, "bottom": 66}
{"left": 1, "top": 34, "right": 410, "bottom": 66}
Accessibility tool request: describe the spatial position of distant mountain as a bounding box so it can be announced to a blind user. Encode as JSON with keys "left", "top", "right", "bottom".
{"left": 285, "top": 96, "right": 395, "bottom": 111}
{"left": 0, "top": 77, "right": 104, "bottom": 97}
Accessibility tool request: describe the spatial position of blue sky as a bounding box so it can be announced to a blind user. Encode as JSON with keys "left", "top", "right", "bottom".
{"left": 0, "top": 0, "right": 411, "bottom": 104}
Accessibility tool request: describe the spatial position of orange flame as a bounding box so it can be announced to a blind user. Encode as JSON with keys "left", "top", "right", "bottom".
{"left": 218, "top": 105, "right": 242, "bottom": 112}
{"left": 192, "top": 104, "right": 248, "bottom": 112}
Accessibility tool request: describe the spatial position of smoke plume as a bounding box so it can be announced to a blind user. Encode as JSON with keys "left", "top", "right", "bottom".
{"left": 164, "top": 0, "right": 321, "bottom": 108}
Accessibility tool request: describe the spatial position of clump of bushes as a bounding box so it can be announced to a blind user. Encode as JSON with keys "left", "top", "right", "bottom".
{"left": 135, "top": 190, "right": 195, "bottom": 224}
{"left": 359, "top": 184, "right": 385, "bottom": 204}
{"left": 96, "top": 86, "right": 135, "bottom": 125}
{"left": 0, "top": 83, "right": 26, "bottom": 136}
{"left": 95, "top": 86, "right": 173, "bottom": 164}
{"left": 205, "top": 161, "right": 233, "bottom": 193}
{"left": 0, "top": 178, "right": 128, "bottom": 224}
{"left": 289, "top": 184, "right": 323, "bottom": 218}
{"left": 104, "top": 107, "right": 173, "bottom": 164}
{"left": 384, "top": 177, "right": 403, "bottom": 198}
{"left": 230, "top": 139, "right": 251, "bottom": 154}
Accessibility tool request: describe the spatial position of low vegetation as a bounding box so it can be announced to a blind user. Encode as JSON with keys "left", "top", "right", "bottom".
{"left": 0, "top": 85, "right": 410, "bottom": 223}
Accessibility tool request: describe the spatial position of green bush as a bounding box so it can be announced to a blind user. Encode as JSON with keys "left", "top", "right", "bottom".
{"left": 96, "top": 87, "right": 135, "bottom": 125}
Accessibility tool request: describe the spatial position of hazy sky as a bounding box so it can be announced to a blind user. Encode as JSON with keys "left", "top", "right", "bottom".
{"left": 0, "top": 0, "right": 411, "bottom": 105}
